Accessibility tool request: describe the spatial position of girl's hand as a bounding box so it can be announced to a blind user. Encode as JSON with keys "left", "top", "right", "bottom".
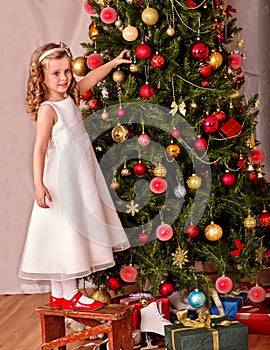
{"left": 35, "top": 184, "right": 52, "bottom": 208}
{"left": 112, "top": 49, "right": 132, "bottom": 68}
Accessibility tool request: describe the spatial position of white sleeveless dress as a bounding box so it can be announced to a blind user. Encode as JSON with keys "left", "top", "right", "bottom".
{"left": 19, "top": 96, "right": 129, "bottom": 281}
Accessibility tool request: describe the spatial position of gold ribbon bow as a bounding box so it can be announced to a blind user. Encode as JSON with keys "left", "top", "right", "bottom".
{"left": 170, "top": 101, "right": 186, "bottom": 116}
{"left": 173, "top": 309, "right": 237, "bottom": 350}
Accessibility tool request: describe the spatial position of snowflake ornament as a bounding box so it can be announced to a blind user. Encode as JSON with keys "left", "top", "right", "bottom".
{"left": 126, "top": 200, "right": 139, "bottom": 216}
{"left": 172, "top": 247, "right": 189, "bottom": 268}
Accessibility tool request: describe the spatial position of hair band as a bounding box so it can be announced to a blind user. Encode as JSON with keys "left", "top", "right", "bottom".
{"left": 38, "top": 44, "right": 73, "bottom": 63}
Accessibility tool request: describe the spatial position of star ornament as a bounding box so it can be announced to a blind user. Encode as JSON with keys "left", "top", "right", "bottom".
{"left": 255, "top": 242, "right": 267, "bottom": 265}
{"left": 126, "top": 200, "right": 139, "bottom": 216}
{"left": 172, "top": 247, "right": 189, "bottom": 268}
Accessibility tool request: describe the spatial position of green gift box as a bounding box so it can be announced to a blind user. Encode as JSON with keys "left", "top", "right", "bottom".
{"left": 165, "top": 317, "right": 248, "bottom": 350}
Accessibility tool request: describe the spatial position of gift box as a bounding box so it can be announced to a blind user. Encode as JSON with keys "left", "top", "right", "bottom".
{"left": 236, "top": 298, "right": 270, "bottom": 334}
{"left": 119, "top": 293, "right": 171, "bottom": 330}
{"left": 220, "top": 118, "right": 242, "bottom": 138}
{"left": 165, "top": 317, "right": 248, "bottom": 350}
{"left": 210, "top": 294, "right": 247, "bottom": 320}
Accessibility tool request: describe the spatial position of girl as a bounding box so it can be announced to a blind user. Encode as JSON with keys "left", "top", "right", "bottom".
{"left": 19, "top": 42, "right": 131, "bottom": 311}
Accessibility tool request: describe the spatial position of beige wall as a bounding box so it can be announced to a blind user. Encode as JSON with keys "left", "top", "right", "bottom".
{"left": 1, "top": 0, "right": 269, "bottom": 294}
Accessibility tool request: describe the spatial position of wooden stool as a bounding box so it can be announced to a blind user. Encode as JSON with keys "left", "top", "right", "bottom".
{"left": 36, "top": 304, "right": 134, "bottom": 350}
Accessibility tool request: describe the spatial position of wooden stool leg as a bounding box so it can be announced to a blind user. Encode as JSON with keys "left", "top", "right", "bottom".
{"left": 39, "top": 314, "right": 66, "bottom": 350}
{"left": 108, "top": 317, "right": 133, "bottom": 350}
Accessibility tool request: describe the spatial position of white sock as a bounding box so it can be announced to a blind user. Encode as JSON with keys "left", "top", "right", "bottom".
{"left": 62, "top": 279, "right": 95, "bottom": 304}
{"left": 51, "top": 280, "right": 63, "bottom": 299}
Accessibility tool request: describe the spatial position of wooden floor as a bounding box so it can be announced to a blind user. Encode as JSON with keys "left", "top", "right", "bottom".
{"left": 0, "top": 293, "right": 269, "bottom": 350}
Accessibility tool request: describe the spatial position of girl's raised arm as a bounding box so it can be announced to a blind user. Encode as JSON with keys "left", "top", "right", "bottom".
{"left": 77, "top": 50, "right": 131, "bottom": 95}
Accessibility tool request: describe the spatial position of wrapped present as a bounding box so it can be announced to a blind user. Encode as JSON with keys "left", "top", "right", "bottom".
{"left": 210, "top": 293, "right": 247, "bottom": 320}
{"left": 220, "top": 118, "right": 242, "bottom": 138}
{"left": 119, "top": 293, "right": 171, "bottom": 330}
{"left": 165, "top": 311, "right": 248, "bottom": 350}
{"left": 236, "top": 298, "right": 270, "bottom": 334}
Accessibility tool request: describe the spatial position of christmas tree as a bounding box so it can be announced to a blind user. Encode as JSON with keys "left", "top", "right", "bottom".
{"left": 75, "top": 0, "right": 269, "bottom": 303}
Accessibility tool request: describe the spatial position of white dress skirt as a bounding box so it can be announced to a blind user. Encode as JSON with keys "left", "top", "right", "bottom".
{"left": 19, "top": 96, "right": 129, "bottom": 281}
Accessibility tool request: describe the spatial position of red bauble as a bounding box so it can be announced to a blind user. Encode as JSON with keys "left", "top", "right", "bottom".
{"left": 194, "top": 136, "right": 207, "bottom": 151}
{"left": 87, "top": 98, "right": 100, "bottom": 110}
{"left": 120, "top": 265, "right": 138, "bottom": 283}
{"left": 84, "top": 0, "right": 97, "bottom": 14}
{"left": 229, "top": 53, "right": 243, "bottom": 70}
{"left": 117, "top": 108, "right": 126, "bottom": 117}
{"left": 140, "top": 83, "right": 155, "bottom": 99}
{"left": 186, "top": 225, "right": 200, "bottom": 238}
{"left": 249, "top": 170, "right": 258, "bottom": 184}
{"left": 150, "top": 177, "right": 167, "bottom": 194}
{"left": 138, "top": 133, "right": 151, "bottom": 147}
{"left": 107, "top": 276, "right": 122, "bottom": 290}
{"left": 221, "top": 172, "right": 236, "bottom": 187}
{"left": 203, "top": 116, "right": 219, "bottom": 134}
{"left": 171, "top": 128, "right": 181, "bottom": 138}
{"left": 87, "top": 53, "right": 104, "bottom": 70}
{"left": 159, "top": 282, "right": 174, "bottom": 297}
{"left": 248, "top": 286, "right": 266, "bottom": 303}
{"left": 100, "top": 6, "right": 118, "bottom": 24}
{"left": 156, "top": 223, "right": 174, "bottom": 241}
{"left": 199, "top": 64, "right": 213, "bottom": 78}
{"left": 201, "top": 80, "right": 209, "bottom": 87}
{"left": 215, "top": 276, "right": 233, "bottom": 294}
{"left": 136, "top": 43, "right": 152, "bottom": 59}
{"left": 213, "top": 110, "right": 226, "bottom": 122}
{"left": 150, "top": 53, "right": 166, "bottom": 68}
{"left": 248, "top": 148, "right": 265, "bottom": 164}
{"left": 81, "top": 89, "right": 93, "bottom": 101}
{"left": 138, "top": 231, "right": 149, "bottom": 243}
{"left": 258, "top": 211, "right": 270, "bottom": 227}
{"left": 190, "top": 41, "right": 209, "bottom": 61}
{"left": 133, "top": 162, "right": 147, "bottom": 175}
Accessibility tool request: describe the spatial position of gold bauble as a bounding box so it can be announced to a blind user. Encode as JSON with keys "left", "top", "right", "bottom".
{"left": 112, "top": 69, "right": 125, "bottom": 83}
{"left": 205, "top": 222, "right": 223, "bottom": 241}
{"left": 153, "top": 164, "right": 167, "bottom": 178}
{"left": 166, "top": 142, "right": 180, "bottom": 157}
{"left": 112, "top": 180, "right": 120, "bottom": 190}
{"left": 166, "top": 25, "right": 175, "bottom": 36}
{"left": 122, "top": 25, "right": 139, "bottom": 41}
{"left": 190, "top": 100, "right": 197, "bottom": 109}
{"left": 130, "top": 63, "right": 139, "bottom": 73}
{"left": 91, "top": 289, "right": 111, "bottom": 304}
{"left": 97, "top": 0, "right": 111, "bottom": 6}
{"left": 89, "top": 23, "right": 99, "bottom": 41}
{"left": 111, "top": 124, "right": 129, "bottom": 143}
{"left": 141, "top": 7, "right": 159, "bottom": 26}
{"left": 140, "top": 298, "right": 149, "bottom": 307}
{"left": 244, "top": 214, "right": 257, "bottom": 229}
{"left": 72, "top": 56, "right": 89, "bottom": 76}
{"left": 187, "top": 174, "right": 202, "bottom": 190}
{"left": 208, "top": 51, "right": 223, "bottom": 69}
{"left": 115, "top": 18, "right": 123, "bottom": 28}
{"left": 121, "top": 166, "right": 131, "bottom": 177}
{"left": 101, "top": 110, "right": 110, "bottom": 120}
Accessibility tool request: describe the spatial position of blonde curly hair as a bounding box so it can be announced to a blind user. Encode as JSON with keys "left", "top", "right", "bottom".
{"left": 26, "top": 42, "right": 81, "bottom": 121}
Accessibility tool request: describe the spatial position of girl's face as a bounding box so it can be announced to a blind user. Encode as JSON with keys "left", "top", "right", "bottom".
{"left": 42, "top": 56, "right": 73, "bottom": 101}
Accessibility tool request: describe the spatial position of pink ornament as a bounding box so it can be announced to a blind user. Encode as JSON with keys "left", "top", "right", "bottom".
{"left": 203, "top": 115, "right": 219, "bottom": 134}
{"left": 100, "top": 6, "right": 118, "bottom": 24}
{"left": 117, "top": 108, "right": 126, "bottom": 117}
{"left": 171, "top": 128, "right": 181, "bottom": 138}
{"left": 133, "top": 162, "right": 147, "bottom": 175}
{"left": 138, "top": 231, "right": 149, "bottom": 243}
{"left": 190, "top": 41, "right": 209, "bottom": 61}
{"left": 136, "top": 43, "right": 152, "bottom": 59}
{"left": 140, "top": 83, "right": 155, "bottom": 99}
{"left": 229, "top": 54, "right": 243, "bottom": 70}
{"left": 248, "top": 286, "right": 266, "bottom": 303}
{"left": 221, "top": 172, "right": 236, "bottom": 187}
{"left": 120, "top": 265, "right": 138, "bottom": 283}
{"left": 138, "top": 133, "right": 151, "bottom": 147}
{"left": 215, "top": 276, "right": 233, "bottom": 294}
{"left": 156, "top": 223, "right": 174, "bottom": 241}
{"left": 150, "top": 177, "right": 167, "bottom": 194}
{"left": 248, "top": 148, "right": 265, "bottom": 164}
{"left": 84, "top": 0, "right": 97, "bottom": 14}
{"left": 194, "top": 136, "right": 207, "bottom": 151}
{"left": 87, "top": 53, "right": 104, "bottom": 70}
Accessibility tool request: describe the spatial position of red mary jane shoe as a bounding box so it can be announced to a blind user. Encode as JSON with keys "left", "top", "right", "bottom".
{"left": 62, "top": 291, "right": 104, "bottom": 311}
{"left": 50, "top": 295, "right": 63, "bottom": 307}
